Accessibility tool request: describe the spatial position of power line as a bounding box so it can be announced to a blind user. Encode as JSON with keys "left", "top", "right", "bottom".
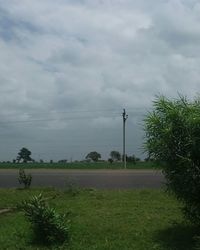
{"left": 0, "top": 114, "right": 121, "bottom": 125}
{"left": 0, "top": 111, "right": 146, "bottom": 126}
{"left": 0, "top": 108, "right": 122, "bottom": 118}
{"left": 0, "top": 107, "right": 146, "bottom": 119}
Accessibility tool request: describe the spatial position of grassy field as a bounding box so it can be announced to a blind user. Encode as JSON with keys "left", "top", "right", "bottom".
{"left": 0, "top": 188, "right": 199, "bottom": 250}
{"left": 0, "top": 161, "right": 160, "bottom": 169}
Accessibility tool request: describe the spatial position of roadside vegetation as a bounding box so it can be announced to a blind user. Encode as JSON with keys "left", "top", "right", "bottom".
{"left": 18, "top": 168, "right": 32, "bottom": 188}
{"left": 0, "top": 188, "right": 199, "bottom": 250}
{"left": 145, "top": 95, "right": 200, "bottom": 227}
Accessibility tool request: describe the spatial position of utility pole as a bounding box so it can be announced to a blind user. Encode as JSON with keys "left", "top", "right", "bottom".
{"left": 122, "top": 109, "right": 128, "bottom": 169}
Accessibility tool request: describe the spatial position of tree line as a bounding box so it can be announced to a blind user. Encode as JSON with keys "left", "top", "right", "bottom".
{"left": 3, "top": 148, "right": 142, "bottom": 164}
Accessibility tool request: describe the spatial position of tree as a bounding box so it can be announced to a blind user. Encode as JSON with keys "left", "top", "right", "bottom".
{"left": 85, "top": 151, "right": 101, "bottom": 162}
{"left": 135, "top": 157, "right": 141, "bottom": 162}
{"left": 110, "top": 151, "right": 121, "bottom": 161}
{"left": 126, "top": 155, "right": 136, "bottom": 164}
{"left": 58, "top": 159, "right": 68, "bottom": 163}
{"left": 108, "top": 158, "right": 113, "bottom": 164}
{"left": 17, "top": 147, "right": 32, "bottom": 163}
{"left": 144, "top": 95, "right": 200, "bottom": 225}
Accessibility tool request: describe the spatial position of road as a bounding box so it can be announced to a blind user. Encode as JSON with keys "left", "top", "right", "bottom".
{"left": 0, "top": 169, "right": 165, "bottom": 189}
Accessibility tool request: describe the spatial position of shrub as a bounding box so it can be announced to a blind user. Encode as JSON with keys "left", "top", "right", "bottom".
{"left": 110, "top": 151, "right": 121, "bottom": 161}
{"left": 64, "top": 178, "right": 80, "bottom": 196}
{"left": 18, "top": 168, "right": 32, "bottom": 188}
{"left": 20, "top": 193, "right": 69, "bottom": 244}
{"left": 144, "top": 95, "right": 200, "bottom": 226}
{"left": 126, "top": 155, "right": 136, "bottom": 164}
{"left": 108, "top": 158, "right": 113, "bottom": 164}
{"left": 195, "top": 236, "right": 200, "bottom": 250}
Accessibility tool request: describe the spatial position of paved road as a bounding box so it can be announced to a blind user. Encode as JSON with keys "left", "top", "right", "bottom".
{"left": 0, "top": 169, "right": 165, "bottom": 189}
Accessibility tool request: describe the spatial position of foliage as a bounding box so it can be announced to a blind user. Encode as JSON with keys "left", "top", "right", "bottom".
{"left": 195, "top": 236, "right": 200, "bottom": 250}
{"left": 64, "top": 178, "right": 80, "bottom": 196}
{"left": 20, "top": 193, "right": 69, "bottom": 244}
{"left": 18, "top": 168, "right": 32, "bottom": 188}
{"left": 144, "top": 95, "right": 200, "bottom": 225}
{"left": 135, "top": 157, "right": 141, "bottom": 162}
{"left": 17, "top": 147, "right": 32, "bottom": 163}
{"left": 108, "top": 158, "right": 113, "bottom": 164}
{"left": 110, "top": 151, "right": 121, "bottom": 161}
{"left": 58, "top": 159, "right": 68, "bottom": 163}
{"left": 144, "top": 157, "right": 155, "bottom": 162}
{"left": 126, "top": 155, "right": 136, "bottom": 164}
{"left": 85, "top": 151, "right": 101, "bottom": 162}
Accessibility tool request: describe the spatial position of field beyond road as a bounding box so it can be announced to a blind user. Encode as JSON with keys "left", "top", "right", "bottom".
{"left": 0, "top": 161, "right": 159, "bottom": 169}
{"left": 0, "top": 188, "right": 199, "bottom": 250}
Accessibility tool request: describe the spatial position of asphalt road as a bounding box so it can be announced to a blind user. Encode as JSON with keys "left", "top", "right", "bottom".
{"left": 0, "top": 169, "right": 165, "bottom": 189}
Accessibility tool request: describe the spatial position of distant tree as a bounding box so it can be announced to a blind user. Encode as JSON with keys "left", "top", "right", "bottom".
{"left": 108, "top": 158, "right": 113, "bottom": 164}
{"left": 86, "top": 151, "right": 101, "bottom": 162}
{"left": 135, "top": 157, "right": 141, "bottom": 162}
{"left": 126, "top": 155, "right": 136, "bottom": 164}
{"left": 17, "top": 148, "right": 32, "bottom": 163}
{"left": 50, "top": 160, "right": 53, "bottom": 164}
{"left": 58, "top": 159, "right": 68, "bottom": 163}
{"left": 13, "top": 159, "right": 16, "bottom": 163}
{"left": 40, "top": 159, "right": 44, "bottom": 163}
{"left": 110, "top": 151, "right": 121, "bottom": 161}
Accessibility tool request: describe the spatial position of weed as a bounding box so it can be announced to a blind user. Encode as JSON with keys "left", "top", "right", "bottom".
{"left": 18, "top": 168, "right": 32, "bottom": 188}
{"left": 20, "top": 193, "right": 70, "bottom": 244}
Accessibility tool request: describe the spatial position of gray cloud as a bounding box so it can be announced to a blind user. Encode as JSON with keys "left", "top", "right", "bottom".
{"left": 0, "top": 0, "right": 199, "bottom": 161}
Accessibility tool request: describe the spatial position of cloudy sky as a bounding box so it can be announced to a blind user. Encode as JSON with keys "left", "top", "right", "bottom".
{"left": 0, "top": 0, "right": 200, "bottom": 161}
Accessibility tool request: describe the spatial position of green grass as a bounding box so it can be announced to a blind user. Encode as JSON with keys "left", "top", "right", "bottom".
{"left": 0, "top": 188, "right": 199, "bottom": 249}
{"left": 0, "top": 161, "right": 159, "bottom": 169}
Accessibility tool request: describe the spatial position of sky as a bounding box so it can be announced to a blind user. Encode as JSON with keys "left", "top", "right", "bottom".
{"left": 0, "top": 0, "right": 200, "bottom": 161}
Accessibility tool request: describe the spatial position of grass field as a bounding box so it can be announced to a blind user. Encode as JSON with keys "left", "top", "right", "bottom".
{"left": 0, "top": 161, "right": 159, "bottom": 169}
{"left": 0, "top": 188, "right": 199, "bottom": 250}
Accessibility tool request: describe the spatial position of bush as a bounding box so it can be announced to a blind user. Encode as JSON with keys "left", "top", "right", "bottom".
{"left": 110, "top": 151, "right": 121, "bottom": 161}
{"left": 108, "top": 158, "right": 113, "bottom": 164}
{"left": 64, "top": 178, "right": 80, "bottom": 196}
{"left": 20, "top": 193, "right": 69, "bottom": 244}
{"left": 144, "top": 95, "right": 200, "bottom": 226}
{"left": 126, "top": 155, "right": 136, "bottom": 164}
{"left": 18, "top": 168, "right": 32, "bottom": 188}
{"left": 195, "top": 236, "right": 200, "bottom": 250}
